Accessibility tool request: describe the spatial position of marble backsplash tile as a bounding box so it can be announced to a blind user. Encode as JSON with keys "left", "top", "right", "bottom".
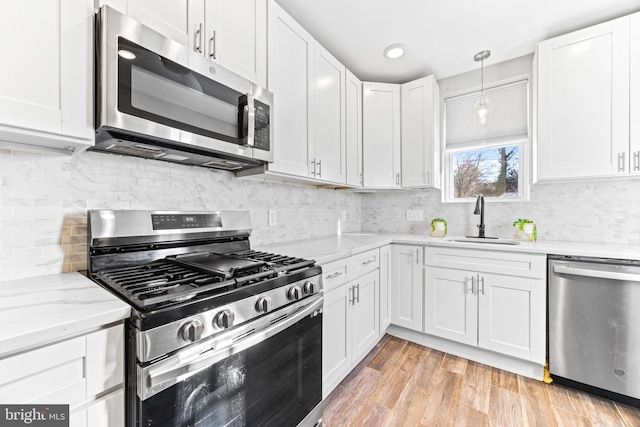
{"left": 0, "top": 148, "right": 362, "bottom": 280}
{"left": 361, "top": 179, "right": 640, "bottom": 245}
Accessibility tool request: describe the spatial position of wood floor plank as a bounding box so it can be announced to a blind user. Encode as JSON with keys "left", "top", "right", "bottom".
{"left": 409, "top": 348, "right": 444, "bottom": 390}
{"left": 348, "top": 402, "right": 392, "bottom": 426}
{"left": 323, "top": 366, "right": 381, "bottom": 426}
{"left": 454, "top": 404, "right": 490, "bottom": 427}
{"left": 615, "top": 402, "right": 640, "bottom": 427}
{"left": 420, "top": 369, "right": 463, "bottom": 426}
{"left": 518, "top": 376, "right": 558, "bottom": 427}
{"left": 441, "top": 353, "right": 468, "bottom": 375}
{"left": 460, "top": 360, "right": 491, "bottom": 413}
{"left": 580, "top": 392, "right": 629, "bottom": 427}
{"left": 491, "top": 367, "right": 520, "bottom": 394}
{"left": 341, "top": 334, "right": 390, "bottom": 385}
{"left": 488, "top": 385, "right": 526, "bottom": 427}
{"left": 384, "top": 384, "right": 430, "bottom": 427}
{"left": 367, "top": 336, "right": 406, "bottom": 373}
{"left": 369, "top": 343, "right": 424, "bottom": 409}
{"left": 552, "top": 407, "right": 594, "bottom": 427}
{"left": 547, "top": 383, "right": 587, "bottom": 414}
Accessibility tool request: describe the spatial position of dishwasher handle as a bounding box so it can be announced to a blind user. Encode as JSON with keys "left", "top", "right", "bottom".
{"left": 553, "top": 264, "right": 640, "bottom": 282}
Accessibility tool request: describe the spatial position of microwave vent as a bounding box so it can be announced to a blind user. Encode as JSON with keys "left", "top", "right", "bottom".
{"left": 202, "top": 158, "right": 245, "bottom": 171}
{"left": 106, "top": 143, "right": 166, "bottom": 159}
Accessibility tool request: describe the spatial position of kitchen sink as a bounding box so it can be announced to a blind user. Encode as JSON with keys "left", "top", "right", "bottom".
{"left": 448, "top": 237, "right": 521, "bottom": 245}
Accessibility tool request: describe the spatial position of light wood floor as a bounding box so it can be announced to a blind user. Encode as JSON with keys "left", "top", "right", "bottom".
{"left": 323, "top": 335, "right": 640, "bottom": 427}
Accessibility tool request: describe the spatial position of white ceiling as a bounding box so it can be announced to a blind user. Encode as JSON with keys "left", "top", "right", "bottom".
{"left": 275, "top": 0, "right": 640, "bottom": 83}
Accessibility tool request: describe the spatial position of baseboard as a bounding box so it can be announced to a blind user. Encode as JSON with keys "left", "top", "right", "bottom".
{"left": 386, "top": 325, "right": 544, "bottom": 381}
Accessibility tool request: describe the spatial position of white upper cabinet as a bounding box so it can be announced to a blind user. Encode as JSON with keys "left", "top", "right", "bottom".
{"left": 266, "top": 1, "right": 347, "bottom": 185}
{"left": 0, "top": 0, "right": 94, "bottom": 153}
{"left": 311, "top": 44, "right": 346, "bottom": 183}
{"left": 267, "top": 1, "right": 313, "bottom": 177}
{"left": 401, "top": 76, "right": 441, "bottom": 188}
{"left": 536, "top": 15, "right": 630, "bottom": 180}
{"left": 363, "top": 82, "right": 402, "bottom": 188}
{"left": 103, "top": 0, "right": 267, "bottom": 86}
{"left": 345, "top": 70, "right": 363, "bottom": 187}
{"left": 204, "top": 0, "right": 267, "bottom": 87}
{"left": 630, "top": 12, "right": 640, "bottom": 175}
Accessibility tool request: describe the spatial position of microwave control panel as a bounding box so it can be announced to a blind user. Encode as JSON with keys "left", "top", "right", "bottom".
{"left": 254, "top": 100, "right": 270, "bottom": 151}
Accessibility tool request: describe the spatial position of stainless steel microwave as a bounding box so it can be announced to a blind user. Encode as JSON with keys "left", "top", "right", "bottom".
{"left": 93, "top": 6, "right": 273, "bottom": 171}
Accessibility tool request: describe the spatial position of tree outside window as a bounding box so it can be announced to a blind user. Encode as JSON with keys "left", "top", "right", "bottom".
{"left": 452, "top": 144, "right": 519, "bottom": 199}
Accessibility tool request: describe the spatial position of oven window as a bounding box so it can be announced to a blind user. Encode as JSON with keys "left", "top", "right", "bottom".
{"left": 137, "top": 312, "right": 322, "bottom": 426}
{"left": 117, "top": 38, "right": 246, "bottom": 144}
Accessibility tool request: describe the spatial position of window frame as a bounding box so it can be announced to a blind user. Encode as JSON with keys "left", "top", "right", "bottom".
{"left": 441, "top": 76, "right": 531, "bottom": 204}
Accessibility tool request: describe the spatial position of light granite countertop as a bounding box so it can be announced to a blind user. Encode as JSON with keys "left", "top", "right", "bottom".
{"left": 256, "top": 233, "right": 640, "bottom": 265}
{"left": 0, "top": 272, "right": 130, "bottom": 358}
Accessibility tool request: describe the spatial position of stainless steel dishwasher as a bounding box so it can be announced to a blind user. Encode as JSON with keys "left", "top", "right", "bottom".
{"left": 549, "top": 255, "right": 640, "bottom": 406}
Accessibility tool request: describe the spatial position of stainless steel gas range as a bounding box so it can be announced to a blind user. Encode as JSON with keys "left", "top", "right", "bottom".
{"left": 87, "top": 210, "right": 323, "bottom": 426}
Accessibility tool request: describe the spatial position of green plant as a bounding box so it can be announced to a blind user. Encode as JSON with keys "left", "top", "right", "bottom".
{"left": 512, "top": 219, "right": 537, "bottom": 241}
{"left": 431, "top": 218, "right": 447, "bottom": 235}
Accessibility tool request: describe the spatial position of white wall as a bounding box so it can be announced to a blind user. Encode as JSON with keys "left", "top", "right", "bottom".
{"left": 0, "top": 148, "right": 362, "bottom": 281}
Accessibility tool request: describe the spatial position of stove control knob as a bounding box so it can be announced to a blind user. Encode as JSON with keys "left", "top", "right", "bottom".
{"left": 303, "top": 281, "right": 316, "bottom": 295}
{"left": 288, "top": 285, "right": 303, "bottom": 301}
{"left": 256, "top": 296, "right": 272, "bottom": 313}
{"left": 214, "top": 309, "right": 235, "bottom": 329}
{"left": 181, "top": 319, "right": 204, "bottom": 342}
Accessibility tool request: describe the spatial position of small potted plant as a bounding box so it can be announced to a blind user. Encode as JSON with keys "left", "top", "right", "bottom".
{"left": 430, "top": 218, "right": 447, "bottom": 237}
{"left": 513, "top": 219, "right": 537, "bottom": 242}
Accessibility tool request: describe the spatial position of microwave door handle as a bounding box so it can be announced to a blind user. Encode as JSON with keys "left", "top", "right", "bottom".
{"left": 245, "top": 93, "right": 256, "bottom": 147}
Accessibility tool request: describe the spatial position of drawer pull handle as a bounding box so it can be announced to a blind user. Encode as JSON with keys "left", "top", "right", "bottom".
{"left": 326, "top": 272, "right": 344, "bottom": 279}
{"left": 362, "top": 259, "right": 375, "bottom": 265}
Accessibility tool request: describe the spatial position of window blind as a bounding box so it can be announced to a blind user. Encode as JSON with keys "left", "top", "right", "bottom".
{"left": 445, "top": 79, "right": 529, "bottom": 149}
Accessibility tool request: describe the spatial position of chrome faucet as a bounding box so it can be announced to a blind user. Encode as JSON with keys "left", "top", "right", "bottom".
{"left": 473, "top": 194, "right": 485, "bottom": 238}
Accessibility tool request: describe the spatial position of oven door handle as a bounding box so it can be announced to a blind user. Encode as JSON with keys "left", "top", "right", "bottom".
{"left": 143, "top": 295, "right": 323, "bottom": 400}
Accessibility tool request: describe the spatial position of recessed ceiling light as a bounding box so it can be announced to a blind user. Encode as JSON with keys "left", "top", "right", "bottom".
{"left": 383, "top": 44, "right": 404, "bottom": 59}
{"left": 118, "top": 49, "right": 136, "bottom": 60}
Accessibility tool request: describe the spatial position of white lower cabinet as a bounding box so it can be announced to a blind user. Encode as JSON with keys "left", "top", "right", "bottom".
{"left": 0, "top": 324, "right": 125, "bottom": 427}
{"left": 322, "top": 249, "right": 380, "bottom": 398}
{"left": 390, "top": 245, "right": 423, "bottom": 332}
{"left": 424, "top": 247, "right": 546, "bottom": 363}
{"left": 379, "top": 245, "right": 392, "bottom": 332}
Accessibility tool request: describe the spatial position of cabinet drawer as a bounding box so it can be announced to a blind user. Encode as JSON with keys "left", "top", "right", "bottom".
{"left": 322, "top": 258, "right": 349, "bottom": 293}
{"left": 425, "top": 247, "right": 546, "bottom": 279}
{"left": 0, "top": 324, "right": 124, "bottom": 406}
{"left": 348, "top": 249, "right": 379, "bottom": 280}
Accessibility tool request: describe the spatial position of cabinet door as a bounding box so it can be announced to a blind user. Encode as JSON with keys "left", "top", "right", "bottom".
{"left": 125, "top": 0, "right": 192, "bottom": 47}
{"left": 401, "top": 76, "right": 440, "bottom": 188}
{"left": 312, "top": 44, "right": 346, "bottom": 183}
{"left": 630, "top": 12, "right": 640, "bottom": 175}
{"left": 478, "top": 275, "right": 545, "bottom": 363}
{"left": 322, "top": 284, "right": 352, "bottom": 398}
{"left": 267, "top": 2, "right": 314, "bottom": 177}
{"left": 390, "top": 245, "right": 423, "bottom": 331}
{"left": 537, "top": 16, "right": 630, "bottom": 180}
{"left": 71, "top": 389, "right": 125, "bottom": 427}
{"left": 345, "top": 70, "right": 363, "bottom": 186}
{"left": 351, "top": 270, "right": 379, "bottom": 358}
{"left": 379, "top": 245, "right": 392, "bottom": 332}
{"left": 206, "top": 0, "right": 267, "bottom": 86}
{"left": 0, "top": 1, "right": 94, "bottom": 151}
{"left": 363, "top": 82, "right": 401, "bottom": 188}
{"left": 424, "top": 267, "right": 478, "bottom": 346}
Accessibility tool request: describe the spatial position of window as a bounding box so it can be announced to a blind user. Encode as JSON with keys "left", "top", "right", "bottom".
{"left": 444, "top": 79, "right": 529, "bottom": 202}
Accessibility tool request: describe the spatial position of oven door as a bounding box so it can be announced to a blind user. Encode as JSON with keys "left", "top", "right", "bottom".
{"left": 97, "top": 5, "right": 273, "bottom": 162}
{"left": 135, "top": 296, "right": 323, "bottom": 427}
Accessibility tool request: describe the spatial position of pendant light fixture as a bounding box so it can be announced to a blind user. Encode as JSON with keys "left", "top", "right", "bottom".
{"left": 473, "top": 50, "right": 491, "bottom": 125}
